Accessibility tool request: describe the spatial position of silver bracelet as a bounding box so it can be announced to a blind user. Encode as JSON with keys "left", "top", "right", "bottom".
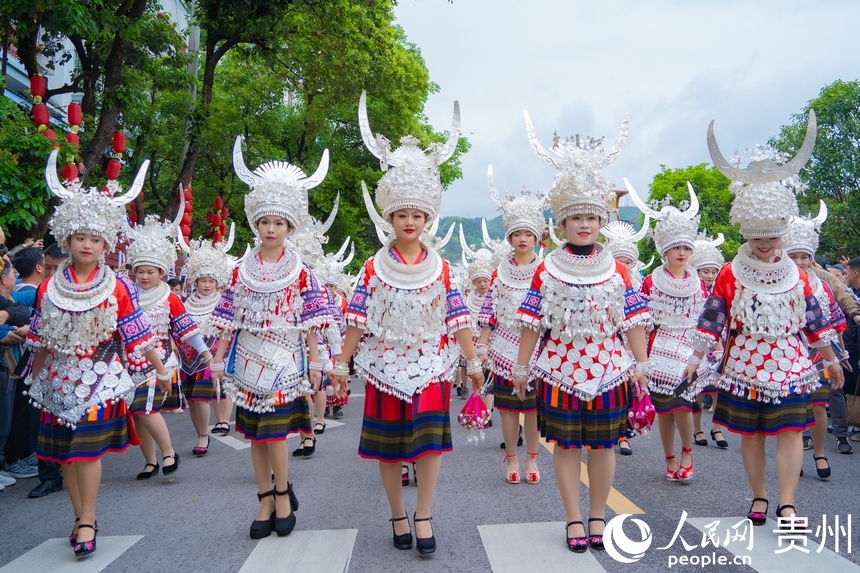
{"left": 155, "top": 370, "right": 174, "bottom": 383}
{"left": 209, "top": 362, "right": 225, "bottom": 372}
{"left": 475, "top": 344, "right": 489, "bottom": 356}
{"left": 511, "top": 364, "right": 530, "bottom": 379}
{"left": 822, "top": 359, "right": 836, "bottom": 369}
{"left": 636, "top": 361, "right": 653, "bottom": 377}
{"left": 688, "top": 355, "right": 702, "bottom": 365}
{"left": 333, "top": 361, "right": 350, "bottom": 377}
{"left": 465, "top": 358, "right": 482, "bottom": 376}
{"left": 308, "top": 362, "right": 324, "bottom": 372}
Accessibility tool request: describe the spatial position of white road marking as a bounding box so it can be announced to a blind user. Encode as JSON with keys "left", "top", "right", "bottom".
{"left": 238, "top": 529, "right": 358, "bottom": 573}
{"left": 687, "top": 516, "right": 859, "bottom": 572}
{"left": 478, "top": 522, "right": 607, "bottom": 573}
{"left": 0, "top": 536, "right": 143, "bottom": 573}
{"left": 213, "top": 421, "right": 346, "bottom": 450}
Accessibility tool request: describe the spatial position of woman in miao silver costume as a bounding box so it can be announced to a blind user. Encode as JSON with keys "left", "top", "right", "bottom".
{"left": 684, "top": 112, "right": 843, "bottom": 528}
{"left": 209, "top": 137, "right": 334, "bottom": 540}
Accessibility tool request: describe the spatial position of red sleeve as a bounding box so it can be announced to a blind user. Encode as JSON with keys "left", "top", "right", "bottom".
{"left": 639, "top": 274, "right": 653, "bottom": 297}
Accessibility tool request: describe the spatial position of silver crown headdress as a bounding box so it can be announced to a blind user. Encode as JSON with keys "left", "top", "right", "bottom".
{"left": 783, "top": 200, "right": 828, "bottom": 256}
{"left": 361, "top": 181, "right": 455, "bottom": 251}
{"left": 460, "top": 223, "right": 502, "bottom": 282}
{"left": 178, "top": 221, "right": 238, "bottom": 288}
{"left": 233, "top": 136, "right": 329, "bottom": 236}
{"left": 359, "top": 90, "right": 460, "bottom": 223}
{"left": 600, "top": 213, "right": 651, "bottom": 262}
{"left": 708, "top": 111, "right": 816, "bottom": 238}
{"left": 524, "top": 110, "right": 628, "bottom": 224}
{"left": 314, "top": 238, "right": 355, "bottom": 288}
{"left": 126, "top": 190, "right": 184, "bottom": 273}
{"left": 688, "top": 232, "right": 726, "bottom": 270}
{"left": 487, "top": 165, "right": 546, "bottom": 241}
{"left": 284, "top": 193, "right": 341, "bottom": 269}
{"left": 45, "top": 149, "right": 148, "bottom": 254}
{"left": 625, "top": 179, "right": 700, "bottom": 255}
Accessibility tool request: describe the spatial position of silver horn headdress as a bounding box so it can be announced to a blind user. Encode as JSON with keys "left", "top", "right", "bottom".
{"left": 126, "top": 188, "right": 185, "bottom": 273}
{"left": 708, "top": 111, "right": 816, "bottom": 238}
{"left": 178, "top": 221, "right": 238, "bottom": 288}
{"left": 233, "top": 136, "right": 329, "bottom": 237}
{"left": 688, "top": 231, "right": 726, "bottom": 271}
{"left": 600, "top": 213, "right": 651, "bottom": 263}
{"left": 782, "top": 200, "right": 828, "bottom": 256}
{"left": 625, "top": 179, "right": 700, "bottom": 255}
{"left": 359, "top": 90, "right": 459, "bottom": 223}
{"left": 487, "top": 164, "right": 546, "bottom": 242}
{"left": 460, "top": 223, "right": 496, "bottom": 283}
{"left": 286, "top": 193, "right": 341, "bottom": 270}
{"left": 524, "top": 110, "right": 628, "bottom": 224}
{"left": 45, "top": 149, "right": 148, "bottom": 254}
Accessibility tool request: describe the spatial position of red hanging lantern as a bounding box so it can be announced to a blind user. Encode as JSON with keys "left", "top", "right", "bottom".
{"left": 33, "top": 104, "right": 49, "bottom": 129}
{"left": 67, "top": 102, "right": 82, "bottom": 126}
{"left": 112, "top": 131, "right": 126, "bottom": 154}
{"left": 221, "top": 207, "right": 229, "bottom": 220}
{"left": 213, "top": 230, "right": 222, "bottom": 243}
{"left": 62, "top": 162, "right": 79, "bottom": 181}
{"left": 214, "top": 197, "right": 223, "bottom": 211}
{"left": 106, "top": 158, "right": 122, "bottom": 180}
{"left": 184, "top": 187, "right": 193, "bottom": 202}
{"left": 212, "top": 214, "right": 222, "bottom": 226}
{"left": 129, "top": 210, "right": 138, "bottom": 225}
{"left": 43, "top": 128, "right": 58, "bottom": 140}
{"left": 184, "top": 200, "right": 193, "bottom": 214}
{"left": 219, "top": 223, "right": 227, "bottom": 236}
{"left": 181, "top": 225, "right": 192, "bottom": 237}
{"left": 30, "top": 75, "right": 46, "bottom": 99}
{"left": 206, "top": 211, "right": 213, "bottom": 223}
{"left": 181, "top": 213, "right": 192, "bottom": 226}
{"left": 65, "top": 132, "right": 80, "bottom": 146}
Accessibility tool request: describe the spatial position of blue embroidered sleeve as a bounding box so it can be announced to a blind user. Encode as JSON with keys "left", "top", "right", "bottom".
{"left": 116, "top": 276, "right": 154, "bottom": 354}
{"left": 300, "top": 267, "right": 333, "bottom": 327}
{"left": 445, "top": 282, "right": 471, "bottom": 327}
{"left": 622, "top": 287, "right": 649, "bottom": 320}
{"left": 803, "top": 294, "right": 831, "bottom": 338}
{"left": 698, "top": 294, "right": 728, "bottom": 339}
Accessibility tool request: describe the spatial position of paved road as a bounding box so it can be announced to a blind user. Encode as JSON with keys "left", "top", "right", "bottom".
{"left": 2, "top": 387, "right": 859, "bottom": 573}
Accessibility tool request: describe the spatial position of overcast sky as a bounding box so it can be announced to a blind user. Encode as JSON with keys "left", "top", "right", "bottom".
{"left": 392, "top": 0, "right": 859, "bottom": 219}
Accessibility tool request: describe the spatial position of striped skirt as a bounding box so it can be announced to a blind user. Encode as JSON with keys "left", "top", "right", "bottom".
{"left": 36, "top": 402, "right": 130, "bottom": 464}
{"left": 537, "top": 377, "right": 630, "bottom": 450}
{"left": 129, "top": 380, "right": 167, "bottom": 415}
{"left": 650, "top": 392, "right": 696, "bottom": 415}
{"left": 809, "top": 376, "right": 830, "bottom": 407}
{"left": 358, "top": 380, "right": 452, "bottom": 463}
{"left": 181, "top": 369, "right": 225, "bottom": 402}
{"left": 236, "top": 398, "right": 311, "bottom": 443}
{"left": 493, "top": 373, "right": 537, "bottom": 413}
{"left": 713, "top": 389, "right": 814, "bottom": 436}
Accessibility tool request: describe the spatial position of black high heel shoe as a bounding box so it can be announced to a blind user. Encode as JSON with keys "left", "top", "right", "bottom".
{"left": 710, "top": 429, "right": 728, "bottom": 448}
{"left": 390, "top": 515, "right": 413, "bottom": 550}
{"left": 747, "top": 498, "right": 768, "bottom": 526}
{"left": 566, "top": 521, "right": 588, "bottom": 553}
{"left": 413, "top": 513, "right": 436, "bottom": 555}
{"left": 250, "top": 490, "right": 275, "bottom": 539}
{"left": 776, "top": 504, "right": 808, "bottom": 531}
{"left": 73, "top": 524, "right": 97, "bottom": 558}
{"left": 302, "top": 437, "right": 316, "bottom": 457}
{"left": 192, "top": 434, "right": 210, "bottom": 457}
{"left": 693, "top": 431, "right": 708, "bottom": 446}
{"left": 401, "top": 464, "right": 410, "bottom": 486}
{"left": 69, "top": 517, "right": 80, "bottom": 546}
{"left": 136, "top": 462, "right": 159, "bottom": 480}
{"left": 286, "top": 481, "right": 299, "bottom": 511}
{"left": 162, "top": 453, "right": 180, "bottom": 475}
{"left": 814, "top": 456, "right": 831, "bottom": 479}
{"left": 588, "top": 518, "right": 605, "bottom": 550}
{"left": 273, "top": 487, "right": 297, "bottom": 537}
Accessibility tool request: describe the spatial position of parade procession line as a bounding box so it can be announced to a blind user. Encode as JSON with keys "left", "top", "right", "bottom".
{"left": 521, "top": 414, "right": 645, "bottom": 516}
{"left": 212, "top": 420, "right": 346, "bottom": 451}
{"left": 0, "top": 536, "right": 143, "bottom": 573}
{"left": 479, "top": 522, "right": 608, "bottom": 573}
{"left": 237, "top": 529, "right": 357, "bottom": 573}
{"left": 687, "top": 517, "right": 860, "bottom": 573}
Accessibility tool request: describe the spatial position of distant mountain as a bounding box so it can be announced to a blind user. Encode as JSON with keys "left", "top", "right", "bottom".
{"left": 437, "top": 214, "right": 504, "bottom": 262}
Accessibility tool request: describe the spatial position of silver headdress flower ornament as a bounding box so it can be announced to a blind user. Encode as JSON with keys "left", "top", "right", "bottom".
{"left": 232, "top": 136, "right": 330, "bottom": 238}
{"left": 688, "top": 231, "right": 726, "bottom": 270}
{"left": 359, "top": 89, "right": 460, "bottom": 226}
{"left": 487, "top": 164, "right": 546, "bottom": 242}
{"left": 45, "top": 149, "right": 148, "bottom": 254}
{"left": 177, "top": 221, "right": 238, "bottom": 288}
{"left": 125, "top": 189, "right": 184, "bottom": 273}
{"left": 524, "top": 110, "right": 628, "bottom": 225}
{"left": 314, "top": 237, "right": 356, "bottom": 288}
{"left": 782, "top": 200, "right": 828, "bottom": 256}
{"left": 460, "top": 223, "right": 499, "bottom": 282}
{"left": 600, "top": 213, "right": 651, "bottom": 262}
{"left": 708, "top": 110, "right": 816, "bottom": 238}
{"left": 624, "top": 179, "right": 700, "bottom": 256}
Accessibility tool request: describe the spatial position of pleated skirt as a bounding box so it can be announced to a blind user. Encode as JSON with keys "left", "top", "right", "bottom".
{"left": 235, "top": 397, "right": 311, "bottom": 443}
{"left": 36, "top": 401, "right": 130, "bottom": 464}
{"left": 492, "top": 373, "right": 537, "bottom": 413}
{"left": 713, "top": 389, "right": 814, "bottom": 436}
{"left": 537, "top": 377, "right": 630, "bottom": 450}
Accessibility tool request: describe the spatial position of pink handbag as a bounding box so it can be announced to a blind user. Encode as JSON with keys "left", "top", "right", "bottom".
{"left": 458, "top": 392, "right": 491, "bottom": 444}
{"left": 627, "top": 393, "right": 655, "bottom": 436}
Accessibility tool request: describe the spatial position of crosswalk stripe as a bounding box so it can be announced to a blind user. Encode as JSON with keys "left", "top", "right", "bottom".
{"left": 212, "top": 421, "right": 347, "bottom": 451}
{"left": 687, "top": 517, "right": 860, "bottom": 572}
{"left": 520, "top": 413, "right": 644, "bottom": 515}
{"left": 0, "top": 536, "right": 143, "bottom": 573}
{"left": 238, "top": 529, "right": 358, "bottom": 573}
{"left": 478, "top": 522, "right": 607, "bottom": 573}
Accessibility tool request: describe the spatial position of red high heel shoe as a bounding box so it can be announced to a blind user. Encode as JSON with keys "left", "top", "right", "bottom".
{"left": 503, "top": 454, "right": 520, "bottom": 484}
{"left": 525, "top": 451, "right": 540, "bottom": 484}
{"left": 678, "top": 446, "right": 694, "bottom": 481}
{"left": 665, "top": 455, "right": 679, "bottom": 481}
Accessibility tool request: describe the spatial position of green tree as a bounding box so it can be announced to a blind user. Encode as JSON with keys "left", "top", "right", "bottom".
{"left": 770, "top": 79, "right": 860, "bottom": 261}
{"left": 636, "top": 163, "right": 738, "bottom": 266}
